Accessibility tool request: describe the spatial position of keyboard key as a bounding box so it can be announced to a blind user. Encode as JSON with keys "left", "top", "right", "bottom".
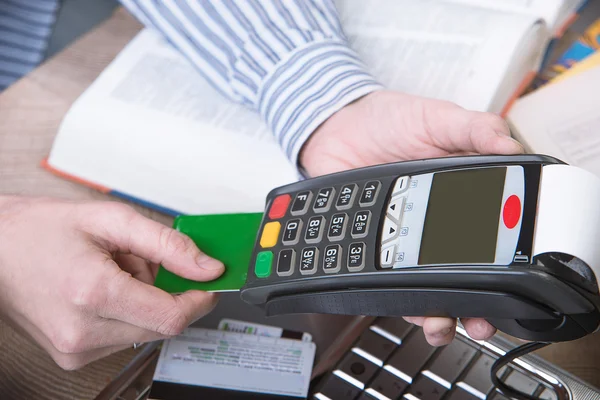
{"left": 393, "top": 176, "right": 409, "bottom": 194}
{"left": 381, "top": 245, "right": 395, "bottom": 268}
{"left": 348, "top": 242, "right": 366, "bottom": 272}
{"left": 282, "top": 219, "right": 303, "bottom": 245}
{"left": 314, "top": 187, "right": 335, "bottom": 212}
{"left": 368, "top": 369, "right": 408, "bottom": 399}
{"left": 458, "top": 353, "right": 505, "bottom": 397}
{"left": 323, "top": 245, "right": 342, "bottom": 273}
{"left": 539, "top": 387, "right": 558, "bottom": 400}
{"left": 276, "top": 249, "right": 295, "bottom": 277}
{"left": 355, "top": 329, "right": 397, "bottom": 363}
{"left": 254, "top": 251, "right": 273, "bottom": 278}
{"left": 291, "top": 191, "right": 312, "bottom": 215}
{"left": 328, "top": 213, "right": 348, "bottom": 241}
{"left": 300, "top": 247, "right": 319, "bottom": 275}
{"left": 360, "top": 181, "right": 380, "bottom": 206}
{"left": 260, "top": 221, "right": 281, "bottom": 248}
{"left": 314, "top": 373, "right": 361, "bottom": 400}
{"left": 357, "top": 394, "right": 378, "bottom": 400}
{"left": 337, "top": 184, "right": 357, "bottom": 210}
{"left": 445, "top": 388, "right": 481, "bottom": 400}
{"left": 487, "top": 392, "right": 510, "bottom": 400}
{"left": 424, "top": 338, "right": 477, "bottom": 386}
{"left": 387, "top": 196, "right": 405, "bottom": 221}
{"left": 352, "top": 210, "right": 371, "bottom": 238}
{"left": 337, "top": 351, "right": 379, "bottom": 389}
{"left": 408, "top": 375, "right": 448, "bottom": 400}
{"left": 305, "top": 216, "right": 325, "bottom": 244}
{"left": 386, "top": 329, "right": 436, "bottom": 382}
{"left": 372, "top": 318, "right": 413, "bottom": 343}
{"left": 268, "top": 194, "right": 291, "bottom": 219}
{"left": 381, "top": 216, "right": 399, "bottom": 243}
{"left": 503, "top": 370, "right": 539, "bottom": 396}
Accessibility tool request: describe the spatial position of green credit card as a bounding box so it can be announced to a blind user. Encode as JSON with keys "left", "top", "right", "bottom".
{"left": 153, "top": 212, "right": 264, "bottom": 293}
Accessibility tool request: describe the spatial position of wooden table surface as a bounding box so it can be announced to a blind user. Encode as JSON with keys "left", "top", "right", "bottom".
{"left": 1, "top": 7, "right": 600, "bottom": 400}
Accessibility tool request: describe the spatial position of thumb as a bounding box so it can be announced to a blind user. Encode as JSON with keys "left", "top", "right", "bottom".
{"left": 80, "top": 203, "right": 224, "bottom": 282}
{"left": 441, "top": 109, "right": 525, "bottom": 155}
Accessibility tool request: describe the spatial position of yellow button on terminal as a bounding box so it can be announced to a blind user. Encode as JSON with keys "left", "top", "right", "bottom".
{"left": 260, "top": 221, "right": 281, "bottom": 248}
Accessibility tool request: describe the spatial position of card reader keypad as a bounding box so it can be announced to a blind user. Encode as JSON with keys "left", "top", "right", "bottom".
{"left": 254, "top": 178, "right": 389, "bottom": 280}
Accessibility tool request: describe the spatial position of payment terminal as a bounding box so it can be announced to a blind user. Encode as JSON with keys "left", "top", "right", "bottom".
{"left": 240, "top": 154, "right": 600, "bottom": 343}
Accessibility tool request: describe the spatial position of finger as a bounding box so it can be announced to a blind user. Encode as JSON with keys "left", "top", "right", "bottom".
{"left": 80, "top": 202, "right": 224, "bottom": 282}
{"left": 102, "top": 269, "right": 219, "bottom": 335}
{"left": 51, "top": 343, "right": 132, "bottom": 371}
{"left": 403, "top": 316, "right": 425, "bottom": 326}
{"left": 432, "top": 108, "right": 525, "bottom": 156}
{"left": 115, "top": 253, "right": 155, "bottom": 284}
{"left": 423, "top": 317, "right": 456, "bottom": 346}
{"left": 75, "top": 318, "right": 170, "bottom": 351}
{"left": 460, "top": 318, "right": 497, "bottom": 340}
{"left": 464, "top": 113, "right": 525, "bottom": 155}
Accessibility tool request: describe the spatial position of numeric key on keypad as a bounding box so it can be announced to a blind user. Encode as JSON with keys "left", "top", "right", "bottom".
{"left": 367, "top": 369, "right": 408, "bottom": 399}
{"left": 458, "top": 353, "right": 506, "bottom": 397}
{"left": 300, "top": 247, "right": 319, "bottom": 275}
{"left": 305, "top": 216, "right": 325, "bottom": 244}
{"left": 348, "top": 242, "right": 366, "bottom": 272}
{"left": 337, "top": 351, "right": 379, "bottom": 389}
{"left": 323, "top": 245, "right": 342, "bottom": 273}
{"left": 336, "top": 184, "right": 357, "bottom": 210}
{"left": 290, "top": 191, "right": 312, "bottom": 215}
{"left": 386, "top": 329, "right": 436, "bottom": 382}
{"left": 282, "top": 219, "right": 303, "bottom": 245}
{"left": 408, "top": 374, "right": 448, "bottom": 400}
{"left": 313, "top": 187, "right": 335, "bottom": 212}
{"left": 277, "top": 249, "right": 295, "bottom": 277}
{"left": 352, "top": 210, "right": 371, "bottom": 238}
{"left": 314, "top": 374, "right": 361, "bottom": 400}
{"left": 360, "top": 181, "right": 380, "bottom": 206}
{"left": 424, "top": 338, "right": 477, "bottom": 386}
{"left": 328, "top": 213, "right": 348, "bottom": 241}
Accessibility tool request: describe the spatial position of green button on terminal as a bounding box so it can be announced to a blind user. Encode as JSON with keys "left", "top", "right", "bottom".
{"left": 255, "top": 251, "right": 273, "bottom": 278}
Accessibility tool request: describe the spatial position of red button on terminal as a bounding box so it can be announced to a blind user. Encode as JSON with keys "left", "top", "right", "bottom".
{"left": 268, "top": 194, "right": 291, "bottom": 219}
{"left": 503, "top": 195, "right": 521, "bottom": 229}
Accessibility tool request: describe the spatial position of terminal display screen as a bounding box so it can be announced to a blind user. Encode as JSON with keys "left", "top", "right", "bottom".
{"left": 418, "top": 167, "right": 507, "bottom": 265}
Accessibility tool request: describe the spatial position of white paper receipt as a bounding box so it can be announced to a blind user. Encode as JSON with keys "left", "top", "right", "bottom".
{"left": 152, "top": 327, "right": 316, "bottom": 398}
{"left": 218, "top": 318, "right": 313, "bottom": 342}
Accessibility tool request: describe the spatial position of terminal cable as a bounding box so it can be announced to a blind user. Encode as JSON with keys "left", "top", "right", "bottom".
{"left": 491, "top": 341, "right": 553, "bottom": 400}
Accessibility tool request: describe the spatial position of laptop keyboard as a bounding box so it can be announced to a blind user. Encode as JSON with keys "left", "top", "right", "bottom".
{"left": 312, "top": 317, "right": 559, "bottom": 400}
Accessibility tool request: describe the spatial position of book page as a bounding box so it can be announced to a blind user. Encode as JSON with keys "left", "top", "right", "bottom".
{"left": 444, "top": 0, "right": 584, "bottom": 35}
{"left": 334, "top": 0, "right": 546, "bottom": 112}
{"left": 507, "top": 65, "right": 600, "bottom": 176}
{"left": 48, "top": 29, "right": 298, "bottom": 215}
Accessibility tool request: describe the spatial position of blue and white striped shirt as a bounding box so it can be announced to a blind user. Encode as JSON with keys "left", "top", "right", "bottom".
{"left": 0, "top": 1, "right": 382, "bottom": 166}
{"left": 0, "top": 0, "right": 60, "bottom": 90}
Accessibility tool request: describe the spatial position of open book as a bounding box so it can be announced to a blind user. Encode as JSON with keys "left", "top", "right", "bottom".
{"left": 334, "top": 0, "right": 587, "bottom": 114}
{"left": 44, "top": 0, "right": 586, "bottom": 216}
{"left": 507, "top": 64, "right": 600, "bottom": 177}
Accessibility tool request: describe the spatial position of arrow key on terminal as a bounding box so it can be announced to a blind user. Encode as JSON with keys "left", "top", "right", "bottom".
{"left": 387, "top": 196, "right": 405, "bottom": 221}
{"left": 382, "top": 217, "right": 399, "bottom": 243}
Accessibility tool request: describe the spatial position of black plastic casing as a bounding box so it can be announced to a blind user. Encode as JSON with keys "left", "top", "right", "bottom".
{"left": 240, "top": 154, "right": 600, "bottom": 342}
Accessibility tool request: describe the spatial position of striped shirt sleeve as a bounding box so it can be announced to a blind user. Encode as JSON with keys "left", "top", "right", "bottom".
{"left": 119, "top": 0, "right": 383, "bottom": 168}
{"left": 0, "top": 0, "right": 61, "bottom": 91}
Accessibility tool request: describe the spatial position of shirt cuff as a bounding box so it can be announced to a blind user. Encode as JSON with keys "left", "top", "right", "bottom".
{"left": 257, "top": 39, "right": 383, "bottom": 170}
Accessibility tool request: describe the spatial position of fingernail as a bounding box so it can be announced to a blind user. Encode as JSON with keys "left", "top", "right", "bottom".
{"left": 196, "top": 254, "right": 224, "bottom": 270}
{"left": 434, "top": 327, "right": 451, "bottom": 337}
